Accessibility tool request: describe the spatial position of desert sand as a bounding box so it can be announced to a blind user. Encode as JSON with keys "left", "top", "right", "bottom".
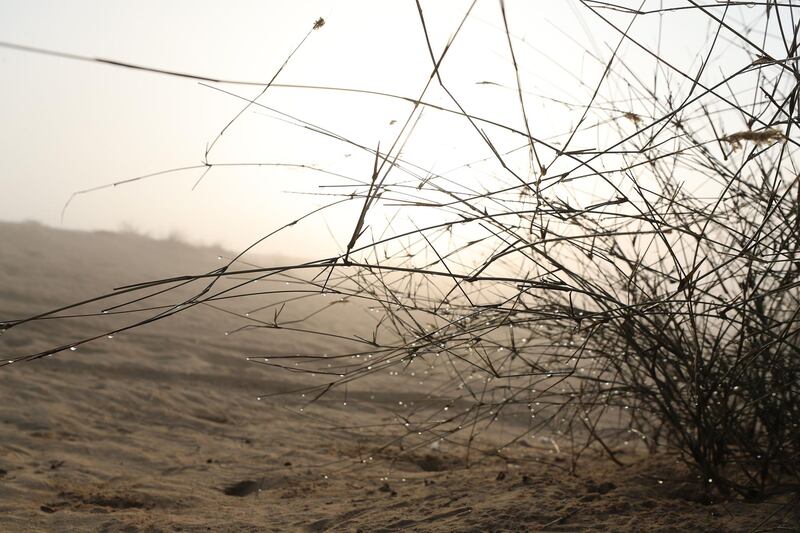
{"left": 0, "top": 221, "right": 796, "bottom": 532}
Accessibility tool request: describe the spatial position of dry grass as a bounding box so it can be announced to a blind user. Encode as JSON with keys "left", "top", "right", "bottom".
{"left": 2, "top": 1, "right": 799, "bottom": 526}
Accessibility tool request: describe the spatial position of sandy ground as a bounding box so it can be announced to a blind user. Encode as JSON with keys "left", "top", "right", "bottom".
{"left": 0, "top": 221, "right": 797, "bottom": 532}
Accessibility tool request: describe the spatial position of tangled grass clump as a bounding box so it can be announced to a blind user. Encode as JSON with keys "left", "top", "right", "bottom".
{"left": 2, "top": 0, "right": 799, "bottom": 500}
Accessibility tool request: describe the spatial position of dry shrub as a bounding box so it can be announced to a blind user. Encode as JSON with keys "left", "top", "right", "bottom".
{"left": 3, "top": 1, "right": 799, "bottom": 501}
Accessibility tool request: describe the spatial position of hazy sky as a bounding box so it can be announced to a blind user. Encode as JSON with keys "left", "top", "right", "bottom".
{"left": 0, "top": 1, "right": 761, "bottom": 257}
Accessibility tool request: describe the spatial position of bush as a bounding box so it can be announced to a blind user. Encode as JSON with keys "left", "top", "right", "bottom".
{"left": 4, "top": 1, "right": 799, "bottom": 499}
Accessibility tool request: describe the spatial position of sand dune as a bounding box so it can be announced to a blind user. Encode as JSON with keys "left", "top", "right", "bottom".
{"left": 0, "top": 221, "right": 795, "bottom": 532}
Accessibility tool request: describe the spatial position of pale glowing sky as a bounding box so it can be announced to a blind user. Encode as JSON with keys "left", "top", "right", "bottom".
{"left": 0, "top": 1, "right": 765, "bottom": 257}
